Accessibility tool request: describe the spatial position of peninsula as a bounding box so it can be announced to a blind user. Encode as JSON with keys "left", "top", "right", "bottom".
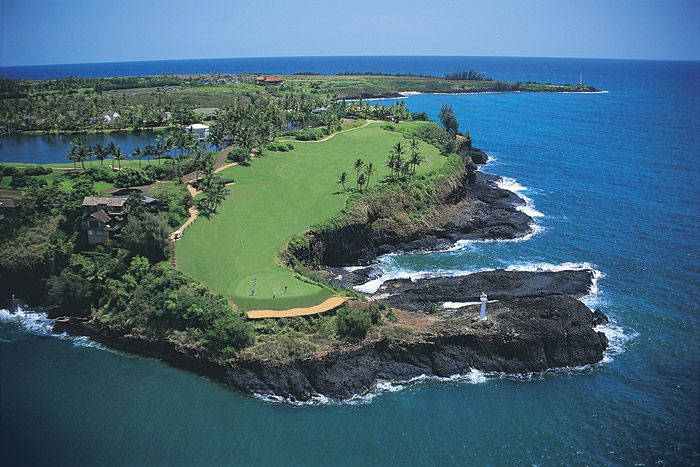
{"left": 0, "top": 73, "right": 609, "bottom": 401}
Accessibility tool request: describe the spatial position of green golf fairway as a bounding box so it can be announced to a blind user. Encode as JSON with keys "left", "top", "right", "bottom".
{"left": 176, "top": 122, "right": 445, "bottom": 310}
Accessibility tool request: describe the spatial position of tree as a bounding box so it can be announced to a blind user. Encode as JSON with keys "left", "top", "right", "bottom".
{"left": 353, "top": 158, "right": 364, "bottom": 181}
{"left": 115, "top": 167, "right": 153, "bottom": 188}
{"left": 207, "top": 124, "right": 225, "bottom": 151}
{"left": 389, "top": 142, "right": 406, "bottom": 179}
{"left": 356, "top": 173, "right": 366, "bottom": 192}
{"left": 144, "top": 144, "right": 156, "bottom": 165}
{"left": 131, "top": 147, "right": 144, "bottom": 168}
{"left": 118, "top": 210, "right": 170, "bottom": 262}
{"left": 110, "top": 143, "right": 124, "bottom": 170}
{"left": 337, "top": 171, "right": 348, "bottom": 192}
{"left": 438, "top": 104, "right": 459, "bottom": 137}
{"left": 409, "top": 139, "right": 423, "bottom": 174}
{"left": 67, "top": 139, "right": 89, "bottom": 170}
{"left": 205, "top": 179, "right": 229, "bottom": 214}
{"left": 363, "top": 163, "right": 375, "bottom": 190}
{"left": 93, "top": 143, "right": 108, "bottom": 166}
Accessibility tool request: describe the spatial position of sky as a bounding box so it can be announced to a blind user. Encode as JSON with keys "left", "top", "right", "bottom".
{"left": 1, "top": 0, "right": 698, "bottom": 66}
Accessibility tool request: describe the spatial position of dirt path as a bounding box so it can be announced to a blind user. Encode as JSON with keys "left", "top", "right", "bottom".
{"left": 246, "top": 296, "right": 348, "bottom": 319}
{"left": 171, "top": 161, "right": 236, "bottom": 239}
{"left": 278, "top": 119, "right": 378, "bottom": 144}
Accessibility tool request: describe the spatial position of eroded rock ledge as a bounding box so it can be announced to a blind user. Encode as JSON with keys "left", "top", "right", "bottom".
{"left": 223, "top": 295, "right": 608, "bottom": 401}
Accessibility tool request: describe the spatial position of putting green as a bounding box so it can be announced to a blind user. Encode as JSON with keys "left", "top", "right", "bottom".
{"left": 176, "top": 122, "right": 445, "bottom": 310}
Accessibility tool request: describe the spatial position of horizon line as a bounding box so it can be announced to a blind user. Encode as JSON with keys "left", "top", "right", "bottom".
{"left": 2, "top": 54, "right": 699, "bottom": 69}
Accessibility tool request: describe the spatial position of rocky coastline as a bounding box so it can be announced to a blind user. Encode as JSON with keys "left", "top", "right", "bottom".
{"left": 46, "top": 146, "right": 612, "bottom": 402}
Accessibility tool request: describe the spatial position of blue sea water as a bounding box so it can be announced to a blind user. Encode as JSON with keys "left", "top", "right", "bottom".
{"left": 1, "top": 57, "right": 699, "bottom": 465}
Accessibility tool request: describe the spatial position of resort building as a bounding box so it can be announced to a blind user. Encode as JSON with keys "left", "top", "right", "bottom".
{"left": 255, "top": 75, "right": 284, "bottom": 86}
{"left": 102, "top": 111, "right": 120, "bottom": 123}
{"left": 81, "top": 196, "right": 129, "bottom": 244}
{"left": 186, "top": 123, "right": 210, "bottom": 141}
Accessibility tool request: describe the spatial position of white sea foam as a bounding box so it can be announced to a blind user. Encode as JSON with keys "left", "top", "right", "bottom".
{"left": 495, "top": 176, "right": 545, "bottom": 218}
{"left": 355, "top": 266, "right": 478, "bottom": 294}
{"left": 442, "top": 300, "right": 498, "bottom": 309}
{"left": 0, "top": 306, "right": 110, "bottom": 352}
{"left": 253, "top": 369, "right": 489, "bottom": 406}
{"left": 0, "top": 307, "right": 66, "bottom": 338}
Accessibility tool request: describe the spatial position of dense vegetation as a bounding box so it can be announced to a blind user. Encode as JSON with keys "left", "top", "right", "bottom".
{"left": 0, "top": 72, "right": 596, "bottom": 135}
{"left": 1, "top": 75, "right": 500, "bottom": 362}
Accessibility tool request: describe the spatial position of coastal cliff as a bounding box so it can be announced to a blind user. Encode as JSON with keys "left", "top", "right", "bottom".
{"left": 223, "top": 295, "right": 608, "bottom": 400}
{"left": 55, "top": 291, "right": 608, "bottom": 402}
{"left": 49, "top": 148, "right": 611, "bottom": 402}
{"left": 289, "top": 152, "right": 532, "bottom": 268}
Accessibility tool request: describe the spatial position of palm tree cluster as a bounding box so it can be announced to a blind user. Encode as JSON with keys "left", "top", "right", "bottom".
{"left": 213, "top": 102, "right": 284, "bottom": 158}
{"left": 337, "top": 159, "right": 375, "bottom": 193}
{"left": 385, "top": 139, "right": 423, "bottom": 180}
{"left": 195, "top": 157, "right": 229, "bottom": 216}
{"left": 66, "top": 138, "right": 171, "bottom": 171}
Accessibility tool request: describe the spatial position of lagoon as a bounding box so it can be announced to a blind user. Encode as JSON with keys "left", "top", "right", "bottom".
{"left": 0, "top": 130, "right": 163, "bottom": 164}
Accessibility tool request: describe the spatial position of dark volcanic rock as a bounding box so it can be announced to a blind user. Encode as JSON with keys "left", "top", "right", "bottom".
{"left": 223, "top": 295, "right": 608, "bottom": 401}
{"left": 591, "top": 309, "right": 610, "bottom": 327}
{"left": 292, "top": 168, "right": 533, "bottom": 268}
{"left": 467, "top": 147, "right": 489, "bottom": 164}
{"left": 375, "top": 269, "right": 595, "bottom": 311}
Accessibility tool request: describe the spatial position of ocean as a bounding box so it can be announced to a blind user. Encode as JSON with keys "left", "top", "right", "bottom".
{"left": 1, "top": 57, "right": 699, "bottom": 465}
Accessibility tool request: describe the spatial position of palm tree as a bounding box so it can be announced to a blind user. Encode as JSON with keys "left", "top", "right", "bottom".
{"left": 93, "top": 143, "right": 108, "bottom": 166}
{"left": 409, "top": 151, "right": 424, "bottom": 174}
{"left": 112, "top": 145, "right": 124, "bottom": 170}
{"left": 66, "top": 145, "right": 79, "bottom": 170}
{"left": 131, "top": 147, "right": 144, "bottom": 168}
{"left": 353, "top": 158, "right": 364, "bottom": 181}
{"left": 206, "top": 179, "right": 230, "bottom": 213}
{"left": 208, "top": 125, "right": 225, "bottom": 151}
{"left": 337, "top": 171, "right": 348, "bottom": 192}
{"left": 144, "top": 144, "right": 156, "bottom": 166}
{"left": 154, "top": 142, "right": 165, "bottom": 165}
{"left": 391, "top": 142, "right": 405, "bottom": 178}
{"left": 363, "top": 163, "right": 375, "bottom": 190}
{"left": 356, "top": 173, "right": 366, "bottom": 192}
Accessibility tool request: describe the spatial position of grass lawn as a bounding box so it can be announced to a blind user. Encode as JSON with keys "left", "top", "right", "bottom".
{"left": 176, "top": 121, "right": 446, "bottom": 310}
{"left": 0, "top": 165, "right": 117, "bottom": 193}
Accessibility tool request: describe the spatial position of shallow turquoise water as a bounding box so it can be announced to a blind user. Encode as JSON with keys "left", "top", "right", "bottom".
{"left": 1, "top": 57, "right": 699, "bottom": 465}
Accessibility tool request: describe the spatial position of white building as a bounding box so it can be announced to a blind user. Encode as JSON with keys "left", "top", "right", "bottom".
{"left": 102, "top": 111, "right": 120, "bottom": 123}
{"left": 186, "top": 123, "right": 210, "bottom": 141}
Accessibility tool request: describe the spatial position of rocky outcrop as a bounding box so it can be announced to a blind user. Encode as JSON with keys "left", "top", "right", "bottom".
{"left": 291, "top": 159, "right": 532, "bottom": 268}
{"left": 373, "top": 269, "right": 595, "bottom": 311}
{"left": 222, "top": 295, "right": 609, "bottom": 401}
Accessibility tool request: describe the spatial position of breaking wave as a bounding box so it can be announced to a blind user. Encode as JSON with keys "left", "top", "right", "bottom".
{"left": 0, "top": 305, "right": 109, "bottom": 352}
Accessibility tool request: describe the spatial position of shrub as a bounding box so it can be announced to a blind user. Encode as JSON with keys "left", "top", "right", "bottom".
{"left": 410, "top": 111, "right": 430, "bottom": 121}
{"left": 114, "top": 167, "right": 153, "bottom": 188}
{"left": 227, "top": 147, "right": 250, "bottom": 163}
{"left": 0, "top": 166, "right": 16, "bottom": 176}
{"left": 369, "top": 306, "right": 382, "bottom": 325}
{"left": 84, "top": 166, "right": 116, "bottom": 183}
{"left": 336, "top": 306, "right": 371, "bottom": 340}
{"left": 149, "top": 182, "right": 191, "bottom": 228}
{"left": 295, "top": 128, "right": 324, "bottom": 141}
{"left": 23, "top": 166, "right": 52, "bottom": 176}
